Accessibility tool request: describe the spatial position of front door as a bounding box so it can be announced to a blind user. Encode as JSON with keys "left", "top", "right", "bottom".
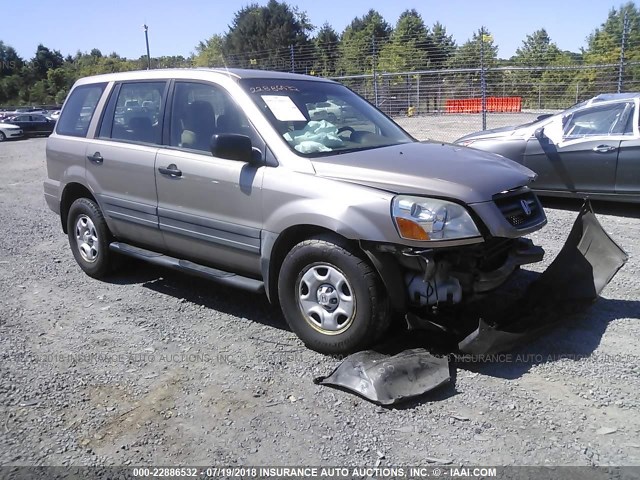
{"left": 524, "top": 101, "right": 633, "bottom": 194}
{"left": 155, "top": 81, "right": 265, "bottom": 277}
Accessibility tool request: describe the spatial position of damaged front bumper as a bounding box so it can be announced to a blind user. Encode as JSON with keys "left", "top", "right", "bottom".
{"left": 458, "top": 200, "right": 628, "bottom": 354}
{"left": 473, "top": 237, "right": 544, "bottom": 293}
{"left": 319, "top": 201, "right": 628, "bottom": 405}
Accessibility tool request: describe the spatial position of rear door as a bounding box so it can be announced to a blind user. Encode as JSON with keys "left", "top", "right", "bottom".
{"left": 155, "top": 80, "right": 265, "bottom": 276}
{"left": 86, "top": 80, "right": 168, "bottom": 251}
{"left": 524, "top": 101, "right": 632, "bottom": 194}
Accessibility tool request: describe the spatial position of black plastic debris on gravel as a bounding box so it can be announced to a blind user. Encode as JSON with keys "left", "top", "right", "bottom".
{"left": 315, "top": 201, "right": 628, "bottom": 406}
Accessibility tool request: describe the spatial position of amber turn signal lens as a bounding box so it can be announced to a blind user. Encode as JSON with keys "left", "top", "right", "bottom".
{"left": 396, "top": 217, "right": 430, "bottom": 240}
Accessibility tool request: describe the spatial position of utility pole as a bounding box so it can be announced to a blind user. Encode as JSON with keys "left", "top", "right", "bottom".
{"left": 617, "top": 11, "right": 630, "bottom": 93}
{"left": 143, "top": 24, "right": 151, "bottom": 70}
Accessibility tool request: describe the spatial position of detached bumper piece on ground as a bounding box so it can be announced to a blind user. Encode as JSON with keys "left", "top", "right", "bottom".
{"left": 317, "top": 201, "right": 628, "bottom": 405}
{"left": 314, "top": 349, "right": 450, "bottom": 406}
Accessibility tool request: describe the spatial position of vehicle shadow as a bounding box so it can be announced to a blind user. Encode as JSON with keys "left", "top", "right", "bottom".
{"left": 541, "top": 197, "right": 640, "bottom": 219}
{"left": 103, "top": 258, "right": 289, "bottom": 332}
{"left": 451, "top": 295, "right": 640, "bottom": 380}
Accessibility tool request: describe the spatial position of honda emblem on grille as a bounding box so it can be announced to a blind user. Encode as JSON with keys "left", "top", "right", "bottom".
{"left": 520, "top": 199, "right": 532, "bottom": 216}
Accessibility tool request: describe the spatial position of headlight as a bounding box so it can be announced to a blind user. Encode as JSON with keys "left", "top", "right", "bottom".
{"left": 392, "top": 195, "right": 481, "bottom": 241}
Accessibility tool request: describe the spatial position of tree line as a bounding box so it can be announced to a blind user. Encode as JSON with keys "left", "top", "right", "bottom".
{"left": 1, "top": 0, "right": 638, "bottom": 107}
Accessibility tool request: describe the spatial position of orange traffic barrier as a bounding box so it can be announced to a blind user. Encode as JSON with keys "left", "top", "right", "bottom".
{"left": 445, "top": 97, "right": 522, "bottom": 113}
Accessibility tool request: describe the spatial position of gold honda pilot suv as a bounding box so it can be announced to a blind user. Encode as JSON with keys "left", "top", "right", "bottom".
{"left": 44, "top": 68, "right": 547, "bottom": 354}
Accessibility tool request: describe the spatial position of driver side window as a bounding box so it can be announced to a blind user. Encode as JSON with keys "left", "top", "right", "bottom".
{"left": 170, "top": 82, "right": 261, "bottom": 154}
{"left": 563, "top": 102, "right": 632, "bottom": 139}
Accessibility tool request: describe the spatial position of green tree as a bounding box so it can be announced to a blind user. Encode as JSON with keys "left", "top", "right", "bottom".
{"left": 0, "top": 41, "right": 25, "bottom": 104}
{"left": 0, "top": 41, "right": 24, "bottom": 76}
{"left": 508, "top": 29, "right": 564, "bottom": 107}
{"left": 449, "top": 28, "right": 498, "bottom": 69}
{"left": 337, "top": 9, "right": 391, "bottom": 75}
{"left": 581, "top": 2, "right": 640, "bottom": 93}
{"left": 155, "top": 55, "right": 191, "bottom": 68}
{"left": 223, "top": 0, "right": 314, "bottom": 71}
{"left": 585, "top": 2, "right": 640, "bottom": 63}
{"left": 512, "top": 29, "right": 561, "bottom": 67}
{"left": 30, "top": 44, "right": 64, "bottom": 81}
{"left": 313, "top": 23, "right": 340, "bottom": 76}
{"left": 194, "top": 34, "right": 226, "bottom": 67}
{"left": 425, "top": 22, "right": 456, "bottom": 69}
{"left": 0, "top": 74, "right": 23, "bottom": 104}
{"left": 447, "top": 28, "right": 500, "bottom": 98}
{"left": 378, "top": 9, "right": 429, "bottom": 72}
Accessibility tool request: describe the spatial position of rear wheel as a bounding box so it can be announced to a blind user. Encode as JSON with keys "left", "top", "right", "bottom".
{"left": 0, "top": 132, "right": 6, "bottom": 142}
{"left": 278, "top": 235, "right": 391, "bottom": 354}
{"left": 67, "top": 198, "right": 115, "bottom": 279}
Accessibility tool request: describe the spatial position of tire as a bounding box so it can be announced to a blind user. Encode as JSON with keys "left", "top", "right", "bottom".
{"left": 0, "top": 132, "right": 5, "bottom": 142}
{"left": 278, "top": 235, "right": 391, "bottom": 354}
{"left": 67, "top": 198, "right": 114, "bottom": 279}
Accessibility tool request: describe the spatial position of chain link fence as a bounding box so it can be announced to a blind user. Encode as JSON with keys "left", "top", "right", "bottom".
{"left": 196, "top": 13, "right": 639, "bottom": 143}
{"left": 331, "top": 63, "right": 640, "bottom": 142}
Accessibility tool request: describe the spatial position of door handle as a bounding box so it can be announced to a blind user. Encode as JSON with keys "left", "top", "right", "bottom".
{"left": 592, "top": 145, "right": 617, "bottom": 153}
{"left": 158, "top": 164, "right": 182, "bottom": 177}
{"left": 87, "top": 152, "right": 103, "bottom": 164}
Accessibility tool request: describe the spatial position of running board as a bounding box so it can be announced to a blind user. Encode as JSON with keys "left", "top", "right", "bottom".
{"left": 109, "top": 242, "right": 265, "bottom": 294}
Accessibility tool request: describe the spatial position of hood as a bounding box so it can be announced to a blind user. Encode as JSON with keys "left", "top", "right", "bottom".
{"left": 311, "top": 142, "right": 536, "bottom": 204}
{"left": 455, "top": 124, "right": 525, "bottom": 143}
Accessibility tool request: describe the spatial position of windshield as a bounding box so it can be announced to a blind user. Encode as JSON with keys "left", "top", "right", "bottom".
{"left": 240, "top": 78, "right": 414, "bottom": 156}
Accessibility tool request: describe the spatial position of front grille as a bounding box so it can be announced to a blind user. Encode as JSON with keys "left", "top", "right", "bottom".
{"left": 493, "top": 189, "right": 544, "bottom": 230}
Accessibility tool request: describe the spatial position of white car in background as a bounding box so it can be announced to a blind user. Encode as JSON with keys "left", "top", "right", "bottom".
{"left": 307, "top": 99, "right": 351, "bottom": 122}
{"left": 0, "top": 122, "right": 23, "bottom": 141}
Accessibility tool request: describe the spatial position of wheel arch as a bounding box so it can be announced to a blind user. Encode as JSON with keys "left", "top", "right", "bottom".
{"left": 262, "top": 225, "right": 359, "bottom": 305}
{"left": 261, "top": 225, "right": 407, "bottom": 314}
{"left": 60, "top": 183, "right": 97, "bottom": 234}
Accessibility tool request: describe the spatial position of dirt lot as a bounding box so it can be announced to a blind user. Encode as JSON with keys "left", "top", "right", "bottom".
{"left": 1, "top": 136, "right": 639, "bottom": 468}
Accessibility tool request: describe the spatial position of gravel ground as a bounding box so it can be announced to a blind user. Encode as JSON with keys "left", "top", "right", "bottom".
{"left": 0, "top": 137, "right": 639, "bottom": 468}
{"left": 395, "top": 111, "right": 554, "bottom": 142}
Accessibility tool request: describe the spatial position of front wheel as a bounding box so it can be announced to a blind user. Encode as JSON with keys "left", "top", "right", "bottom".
{"left": 67, "top": 198, "right": 115, "bottom": 279}
{"left": 278, "top": 235, "right": 390, "bottom": 354}
{"left": 0, "top": 132, "right": 6, "bottom": 142}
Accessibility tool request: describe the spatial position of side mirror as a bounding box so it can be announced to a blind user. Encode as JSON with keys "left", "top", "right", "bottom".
{"left": 210, "top": 134, "right": 260, "bottom": 164}
{"left": 534, "top": 127, "right": 545, "bottom": 139}
{"left": 535, "top": 113, "right": 552, "bottom": 122}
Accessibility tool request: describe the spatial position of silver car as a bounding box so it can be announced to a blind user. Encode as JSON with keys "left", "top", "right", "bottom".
{"left": 455, "top": 93, "right": 640, "bottom": 203}
{"left": 44, "top": 69, "right": 547, "bottom": 354}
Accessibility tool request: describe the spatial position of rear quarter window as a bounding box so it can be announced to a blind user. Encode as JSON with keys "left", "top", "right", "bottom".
{"left": 56, "top": 83, "right": 107, "bottom": 137}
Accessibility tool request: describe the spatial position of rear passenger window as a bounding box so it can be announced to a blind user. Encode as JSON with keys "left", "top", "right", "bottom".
{"left": 56, "top": 83, "right": 106, "bottom": 137}
{"left": 103, "top": 82, "right": 166, "bottom": 144}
